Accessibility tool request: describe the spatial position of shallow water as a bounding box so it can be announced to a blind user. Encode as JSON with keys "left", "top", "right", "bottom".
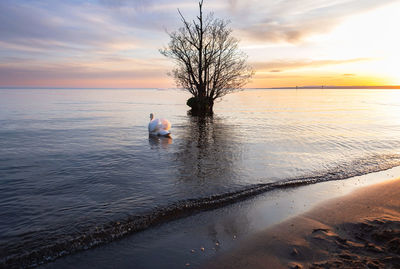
{"left": 1, "top": 88, "right": 400, "bottom": 267}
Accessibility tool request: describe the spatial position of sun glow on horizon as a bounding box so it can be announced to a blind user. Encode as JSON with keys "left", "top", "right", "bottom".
{"left": 323, "top": 1, "right": 400, "bottom": 85}
{"left": 248, "top": 1, "right": 400, "bottom": 88}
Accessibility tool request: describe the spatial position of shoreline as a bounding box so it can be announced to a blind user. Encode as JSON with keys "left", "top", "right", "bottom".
{"left": 206, "top": 177, "right": 400, "bottom": 268}
{"left": 40, "top": 166, "right": 400, "bottom": 268}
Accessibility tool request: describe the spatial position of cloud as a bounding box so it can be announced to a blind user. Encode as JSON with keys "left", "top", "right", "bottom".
{"left": 0, "top": 2, "right": 105, "bottom": 45}
{"left": 1, "top": 0, "right": 394, "bottom": 56}
{"left": 254, "top": 74, "right": 304, "bottom": 80}
{"left": 252, "top": 58, "right": 372, "bottom": 71}
{"left": 0, "top": 63, "right": 168, "bottom": 87}
{"left": 0, "top": 0, "right": 177, "bottom": 53}
{"left": 225, "top": 0, "right": 399, "bottom": 43}
{"left": 0, "top": 0, "right": 397, "bottom": 53}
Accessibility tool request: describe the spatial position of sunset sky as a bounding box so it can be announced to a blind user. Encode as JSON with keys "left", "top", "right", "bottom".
{"left": 1, "top": 0, "right": 400, "bottom": 88}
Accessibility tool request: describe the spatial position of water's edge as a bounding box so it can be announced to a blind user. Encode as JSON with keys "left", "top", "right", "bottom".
{"left": 3, "top": 154, "right": 400, "bottom": 268}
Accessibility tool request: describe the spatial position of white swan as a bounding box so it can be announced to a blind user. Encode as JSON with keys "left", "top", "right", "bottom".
{"left": 148, "top": 113, "right": 171, "bottom": 137}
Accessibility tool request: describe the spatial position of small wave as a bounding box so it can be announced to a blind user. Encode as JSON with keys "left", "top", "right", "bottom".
{"left": 2, "top": 154, "right": 400, "bottom": 268}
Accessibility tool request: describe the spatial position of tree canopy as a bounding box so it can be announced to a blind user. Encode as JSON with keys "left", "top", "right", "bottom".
{"left": 160, "top": 0, "right": 254, "bottom": 115}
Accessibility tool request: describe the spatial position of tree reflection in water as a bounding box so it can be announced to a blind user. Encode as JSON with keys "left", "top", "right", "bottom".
{"left": 174, "top": 116, "right": 244, "bottom": 194}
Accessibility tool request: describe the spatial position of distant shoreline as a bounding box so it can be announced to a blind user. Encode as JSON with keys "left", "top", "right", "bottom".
{"left": 268, "top": 85, "right": 400, "bottom": 89}
{"left": 1, "top": 86, "right": 400, "bottom": 90}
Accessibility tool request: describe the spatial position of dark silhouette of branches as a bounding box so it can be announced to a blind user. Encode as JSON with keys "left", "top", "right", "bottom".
{"left": 160, "top": 0, "right": 254, "bottom": 115}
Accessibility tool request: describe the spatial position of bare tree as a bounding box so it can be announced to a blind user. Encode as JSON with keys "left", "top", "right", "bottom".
{"left": 160, "top": 0, "right": 254, "bottom": 115}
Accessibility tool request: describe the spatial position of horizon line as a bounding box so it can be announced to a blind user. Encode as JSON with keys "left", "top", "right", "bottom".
{"left": 1, "top": 85, "right": 400, "bottom": 90}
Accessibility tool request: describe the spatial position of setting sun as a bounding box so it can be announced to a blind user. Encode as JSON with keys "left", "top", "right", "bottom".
{"left": 325, "top": 1, "right": 400, "bottom": 85}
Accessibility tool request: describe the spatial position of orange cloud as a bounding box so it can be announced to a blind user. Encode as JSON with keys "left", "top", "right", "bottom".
{"left": 252, "top": 58, "right": 372, "bottom": 72}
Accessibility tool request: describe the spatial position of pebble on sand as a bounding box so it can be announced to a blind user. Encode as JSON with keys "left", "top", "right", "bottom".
{"left": 288, "top": 262, "right": 302, "bottom": 269}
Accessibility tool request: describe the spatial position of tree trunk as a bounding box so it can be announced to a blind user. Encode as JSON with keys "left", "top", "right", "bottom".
{"left": 186, "top": 96, "right": 214, "bottom": 116}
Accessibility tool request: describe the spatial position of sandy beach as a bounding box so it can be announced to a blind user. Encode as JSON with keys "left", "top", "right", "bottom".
{"left": 206, "top": 178, "right": 400, "bottom": 268}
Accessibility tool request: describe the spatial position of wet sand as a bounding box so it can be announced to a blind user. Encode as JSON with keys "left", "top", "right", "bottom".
{"left": 39, "top": 167, "right": 400, "bottom": 269}
{"left": 206, "top": 178, "right": 400, "bottom": 268}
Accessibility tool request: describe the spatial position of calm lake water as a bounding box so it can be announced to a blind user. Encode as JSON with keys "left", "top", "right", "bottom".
{"left": 1, "top": 88, "right": 400, "bottom": 267}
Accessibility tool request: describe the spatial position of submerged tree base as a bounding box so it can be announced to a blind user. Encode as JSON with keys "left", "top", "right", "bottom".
{"left": 186, "top": 97, "right": 214, "bottom": 116}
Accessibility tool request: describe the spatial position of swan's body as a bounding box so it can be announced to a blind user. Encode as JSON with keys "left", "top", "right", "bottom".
{"left": 148, "top": 113, "right": 171, "bottom": 137}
